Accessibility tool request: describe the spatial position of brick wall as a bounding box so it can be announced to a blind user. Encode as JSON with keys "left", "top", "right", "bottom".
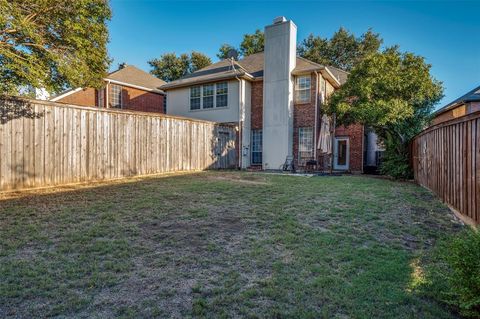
{"left": 56, "top": 83, "right": 165, "bottom": 114}
{"left": 57, "top": 88, "right": 97, "bottom": 107}
{"left": 335, "top": 123, "right": 364, "bottom": 172}
{"left": 250, "top": 81, "right": 263, "bottom": 130}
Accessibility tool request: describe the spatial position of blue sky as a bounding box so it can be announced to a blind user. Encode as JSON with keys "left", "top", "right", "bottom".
{"left": 108, "top": 0, "right": 480, "bottom": 109}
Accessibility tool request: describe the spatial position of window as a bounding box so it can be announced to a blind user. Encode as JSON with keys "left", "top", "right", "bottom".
{"left": 163, "top": 94, "right": 167, "bottom": 113}
{"left": 203, "top": 84, "right": 214, "bottom": 109}
{"left": 251, "top": 129, "right": 262, "bottom": 165}
{"left": 295, "top": 75, "right": 311, "bottom": 103}
{"left": 110, "top": 84, "right": 122, "bottom": 108}
{"left": 190, "top": 86, "right": 201, "bottom": 110}
{"left": 97, "top": 88, "right": 105, "bottom": 108}
{"left": 216, "top": 82, "right": 228, "bottom": 107}
{"left": 298, "top": 127, "right": 313, "bottom": 165}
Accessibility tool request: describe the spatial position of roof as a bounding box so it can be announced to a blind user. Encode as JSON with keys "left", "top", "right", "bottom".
{"left": 50, "top": 65, "right": 166, "bottom": 101}
{"left": 106, "top": 65, "right": 166, "bottom": 92}
{"left": 434, "top": 85, "right": 480, "bottom": 116}
{"left": 161, "top": 52, "right": 346, "bottom": 90}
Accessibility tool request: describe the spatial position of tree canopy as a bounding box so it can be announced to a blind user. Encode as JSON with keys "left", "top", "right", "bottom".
{"left": 216, "top": 29, "right": 264, "bottom": 60}
{"left": 149, "top": 51, "right": 212, "bottom": 82}
{"left": 0, "top": 0, "right": 111, "bottom": 95}
{"left": 298, "top": 28, "right": 382, "bottom": 71}
{"left": 327, "top": 46, "right": 443, "bottom": 178}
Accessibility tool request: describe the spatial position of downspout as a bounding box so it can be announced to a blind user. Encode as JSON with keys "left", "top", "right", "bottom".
{"left": 231, "top": 58, "right": 243, "bottom": 169}
{"left": 313, "top": 71, "right": 319, "bottom": 160}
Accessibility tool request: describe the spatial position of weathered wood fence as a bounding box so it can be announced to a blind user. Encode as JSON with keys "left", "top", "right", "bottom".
{"left": 0, "top": 97, "right": 237, "bottom": 191}
{"left": 411, "top": 112, "right": 480, "bottom": 224}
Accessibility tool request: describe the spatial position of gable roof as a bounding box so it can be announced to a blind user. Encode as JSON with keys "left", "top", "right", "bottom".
{"left": 106, "top": 65, "right": 166, "bottom": 92}
{"left": 434, "top": 85, "right": 480, "bottom": 116}
{"left": 161, "top": 52, "right": 346, "bottom": 90}
{"left": 50, "top": 65, "right": 166, "bottom": 101}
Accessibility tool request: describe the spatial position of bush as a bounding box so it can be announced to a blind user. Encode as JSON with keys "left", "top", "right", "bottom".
{"left": 423, "top": 230, "right": 480, "bottom": 318}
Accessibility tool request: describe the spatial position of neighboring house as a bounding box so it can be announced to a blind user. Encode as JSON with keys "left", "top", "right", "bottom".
{"left": 431, "top": 85, "right": 480, "bottom": 125}
{"left": 51, "top": 65, "right": 167, "bottom": 113}
{"left": 162, "top": 17, "right": 378, "bottom": 172}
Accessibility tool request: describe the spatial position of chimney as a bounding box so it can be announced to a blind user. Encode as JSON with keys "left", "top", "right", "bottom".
{"left": 262, "top": 17, "right": 297, "bottom": 170}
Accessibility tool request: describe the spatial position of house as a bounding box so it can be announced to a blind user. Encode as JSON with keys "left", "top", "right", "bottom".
{"left": 431, "top": 85, "right": 480, "bottom": 125}
{"left": 51, "top": 65, "right": 167, "bottom": 113}
{"left": 162, "top": 17, "right": 373, "bottom": 172}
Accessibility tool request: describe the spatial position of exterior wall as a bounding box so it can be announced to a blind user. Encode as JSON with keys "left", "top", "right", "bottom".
{"left": 251, "top": 81, "right": 263, "bottom": 130}
{"left": 293, "top": 73, "right": 317, "bottom": 167}
{"left": 262, "top": 19, "right": 297, "bottom": 170}
{"left": 166, "top": 80, "right": 240, "bottom": 123}
{"left": 117, "top": 85, "right": 164, "bottom": 113}
{"left": 432, "top": 102, "right": 480, "bottom": 125}
{"left": 335, "top": 123, "right": 364, "bottom": 172}
{"left": 57, "top": 88, "right": 97, "bottom": 107}
{"left": 241, "top": 80, "right": 252, "bottom": 168}
{"left": 55, "top": 84, "right": 164, "bottom": 114}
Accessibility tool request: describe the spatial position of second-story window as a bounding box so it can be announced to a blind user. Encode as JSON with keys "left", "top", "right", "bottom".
{"left": 203, "top": 84, "right": 214, "bottom": 109}
{"left": 295, "top": 75, "right": 311, "bottom": 103}
{"left": 110, "top": 84, "right": 122, "bottom": 108}
{"left": 190, "top": 86, "right": 201, "bottom": 110}
{"left": 216, "top": 82, "right": 228, "bottom": 107}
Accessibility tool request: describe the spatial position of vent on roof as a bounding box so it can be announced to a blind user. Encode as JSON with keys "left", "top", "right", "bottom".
{"left": 273, "top": 16, "right": 287, "bottom": 24}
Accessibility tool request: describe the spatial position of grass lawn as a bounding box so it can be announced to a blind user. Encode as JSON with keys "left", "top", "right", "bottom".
{"left": 0, "top": 171, "right": 463, "bottom": 318}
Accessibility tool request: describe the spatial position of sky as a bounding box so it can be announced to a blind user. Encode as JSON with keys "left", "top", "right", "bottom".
{"left": 108, "top": 0, "right": 480, "bottom": 109}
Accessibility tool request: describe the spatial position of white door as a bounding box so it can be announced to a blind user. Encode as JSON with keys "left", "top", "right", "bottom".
{"left": 333, "top": 137, "right": 349, "bottom": 170}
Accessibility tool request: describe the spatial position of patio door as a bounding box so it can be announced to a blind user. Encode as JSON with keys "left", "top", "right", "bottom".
{"left": 333, "top": 137, "right": 349, "bottom": 170}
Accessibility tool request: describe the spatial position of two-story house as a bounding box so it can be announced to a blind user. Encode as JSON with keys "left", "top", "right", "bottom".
{"left": 161, "top": 17, "right": 368, "bottom": 172}
{"left": 51, "top": 64, "right": 167, "bottom": 114}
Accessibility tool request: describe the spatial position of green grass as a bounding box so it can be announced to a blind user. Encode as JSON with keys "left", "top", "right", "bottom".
{"left": 0, "top": 171, "right": 463, "bottom": 318}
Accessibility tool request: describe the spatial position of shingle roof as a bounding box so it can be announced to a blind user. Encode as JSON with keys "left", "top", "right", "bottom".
{"left": 106, "top": 65, "right": 166, "bottom": 92}
{"left": 161, "top": 52, "right": 347, "bottom": 90}
{"left": 435, "top": 85, "right": 480, "bottom": 115}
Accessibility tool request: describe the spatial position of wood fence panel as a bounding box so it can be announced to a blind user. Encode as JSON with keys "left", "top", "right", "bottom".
{"left": 412, "top": 112, "right": 480, "bottom": 224}
{"left": 0, "top": 98, "right": 237, "bottom": 191}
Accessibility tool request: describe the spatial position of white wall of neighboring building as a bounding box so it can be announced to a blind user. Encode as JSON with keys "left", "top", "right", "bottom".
{"left": 166, "top": 80, "right": 240, "bottom": 123}
{"left": 241, "top": 80, "right": 252, "bottom": 168}
{"left": 262, "top": 18, "right": 297, "bottom": 170}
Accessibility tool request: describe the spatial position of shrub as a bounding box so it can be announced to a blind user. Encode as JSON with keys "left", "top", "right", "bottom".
{"left": 423, "top": 230, "right": 480, "bottom": 318}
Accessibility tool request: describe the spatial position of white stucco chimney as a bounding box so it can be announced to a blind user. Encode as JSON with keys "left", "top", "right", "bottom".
{"left": 262, "top": 17, "right": 297, "bottom": 170}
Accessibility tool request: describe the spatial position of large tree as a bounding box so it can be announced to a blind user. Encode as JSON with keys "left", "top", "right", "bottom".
{"left": 149, "top": 51, "right": 211, "bottom": 82}
{"left": 327, "top": 47, "right": 443, "bottom": 178}
{"left": 0, "top": 0, "right": 111, "bottom": 95}
{"left": 216, "top": 29, "right": 264, "bottom": 60}
{"left": 298, "top": 28, "right": 382, "bottom": 71}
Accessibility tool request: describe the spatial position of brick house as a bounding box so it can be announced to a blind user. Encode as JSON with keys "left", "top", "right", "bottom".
{"left": 51, "top": 65, "right": 167, "bottom": 113}
{"left": 162, "top": 17, "right": 379, "bottom": 172}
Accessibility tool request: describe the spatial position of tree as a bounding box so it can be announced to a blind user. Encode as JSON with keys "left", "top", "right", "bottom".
{"left": 326, "top": 47, "right": 443, "bottom": 178}
{"left": 217, "top": 43, "right": 237, "bottom": 60}
{"left": 298, "top": 28, "right": 382, "bottom": 71}
{"left": 0, "top": 0, "right": 111, "bottom": 95}
{"left": 239, "top": 29, "right": 264, "bottom": 57}
{"left": 190, "top": 51, "right": 212, "bottom": 72}
{"left": 149, "top": 52, "right": 211, "bottom": 82}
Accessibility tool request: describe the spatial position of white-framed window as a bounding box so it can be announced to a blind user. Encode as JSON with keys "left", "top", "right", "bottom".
{"left": 251, "top": 129, "right": 262, "bottom": 165}
{"left": 190, "top": 86, "right": 201, "bottom": 110}
{"left": 216, "top": 82, "right": 228, "bottom": 107}
{"left": 295, "top": 75, "right": 311, "bottom": 103}
{"left": 97, "top": 88, "right": 105, "bottom": 108}
{"left": 203, "top": 84, "right": 214, "bottom": 109}
{"left": 190, "top": 82, "right": 229, "bottom": 110}
{"left": 298, "top": 127, "right": 313, "bottom": 165}
{"left": 110, "top": 84, "right": 122, "bottom": 108}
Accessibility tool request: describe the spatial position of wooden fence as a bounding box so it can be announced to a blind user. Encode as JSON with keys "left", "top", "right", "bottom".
{"left": 0, "top": 97, "right": 237, "bottom": 191}
{"left": 411, "top": 112, "right": 480, "bottom": 224}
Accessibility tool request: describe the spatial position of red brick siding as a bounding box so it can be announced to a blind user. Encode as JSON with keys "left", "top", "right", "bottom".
{"left": 56, "top": 83, "right": 165, "bottom": 114}
{"left": 335, "top": 123, "right": 364, "bottom": 172}
{"left": 117, "top": 85, "right": 164, "bottom": 113}
{"left": 250, "top": 81, "right": 263, "bottom": 129}
{"left": 57, "top": 88, "right": 97, "bottom": 107}
{"left": 293, "top": 74, "right": 317, "bottom": 167}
